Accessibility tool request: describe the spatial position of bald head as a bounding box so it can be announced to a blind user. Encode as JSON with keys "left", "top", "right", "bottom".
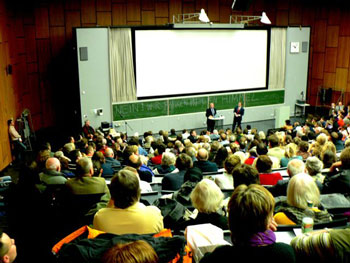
{"left": 105, "top": 147, "right": 114, "bottom": 158}
{"left": 198, "top": 148, "right": 209, "bottom": 161}
{"left": 46, "top": 157, "right": 61, "bottom": 172}
{"left": 287, "top": 159, "right": 305, "bottom": 177}
{"left": 129, "top": 154, "right": 142, "bottom": 169}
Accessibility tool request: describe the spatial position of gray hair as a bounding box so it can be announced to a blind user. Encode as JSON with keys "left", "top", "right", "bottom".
{"left": 105, "top": 147, "right": 114, "bottom": 158}
{"left": 306, "top": 156, "right": 324, "bottom": 176}
{"left": 161, "top": 152, "right": 176, "bottom": 166}
{"left": 76, "top": 157, "right": 93, "bottom": 176}
{"left": 287, "top": 159, "right": 305, "bottom": 177}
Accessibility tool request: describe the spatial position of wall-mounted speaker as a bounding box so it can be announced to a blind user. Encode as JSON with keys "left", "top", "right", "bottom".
{"left": 79, "top": 47, "right": 88, "bottom": 61}
{"left": 231, "top": 0, "right": 253, "bottom": 11}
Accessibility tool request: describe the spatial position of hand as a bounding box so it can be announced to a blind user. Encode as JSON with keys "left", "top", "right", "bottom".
{"left": 268, "top": 217, "right": 277, "bottom": 232}
{"left": 330, "top": 161, "right": 342, "bottom": 172}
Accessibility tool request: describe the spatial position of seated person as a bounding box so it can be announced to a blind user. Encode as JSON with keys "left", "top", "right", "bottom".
{"left": 150, "top": 143, "right": 166, "bottom": 165}
{"left": 177, "top": 179, "right": 228, "bottom": 231}
{"left": 194, "top": 148, "right": 218, "bottom": 173}
{"left": 93, "top": 151, "right": 114, "bottom": 177}
{"left": 214, "top": 147, "right": 229, "bottom": 169}
{"left": 232, "top": 164, "right": 260, "bottom": 188}
{"left": 102, "top": 240, "right": 158, "bottom": 263}
{"left": 305, "top": 156, "right": 325, "bottom": 184}
{"left": 0, "top": 231, "right": 17, "bottom": 263}
{"left": 215, "top": 155, "right": 241, "bottom": 189}
{"left": 128, "top": 154, "right": 153, "bottom": 183}
{"left": 296, "top": 141, "right": 311, "bottom": 161}
{"left": 252, "top": 143, "right": 280, "bottom": 169}
{"left": 256, "top": 155, "right": 283, "bottom": 185}
{"left": 104, "top": 148, "right": 121, "bottom": 168}
{"left": 267, "top": 134, "right": 285, "bottom": 161}
{"left": 39, "top": 157, "right": 67, "bottom": 185}
{"left": 274, "top": 173, "right": 332, "bottom": 225}
{"left": 152, "top": 152, "right": 178, "bottom": 175}
{"left": 280, "top": 144, "right": 302, "bottom": 168}
{"left": 66, "top": 157, "right": 110, "bottom": 198}
{"left": 201, "top": 184, "right": 295, "bottom": 263}
{"left": 162, "top": 153, "right": 192, "bottom": 191}
{"left": 82, "top": 120, "right": 95, "bottom": 139}
{"left": 93, "top": 170, "right": 164, "bottom": 235}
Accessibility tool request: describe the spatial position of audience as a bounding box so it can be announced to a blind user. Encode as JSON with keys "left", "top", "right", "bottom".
{"left": 194, "top": 148, "right": 218, "bottom": 173}
{"left": 200, "top": 184, "right": 296, "bottom": 262}
{"left": 232, "top": 164, "right": 260, "bottom": 188}
{"left": 0, "top": 231, "right": 17, "bottom": 263}
{"left": 215, "top": 155, "right": 240, "bottom": 189}
{"left": 39, "top": 157, "right": 67, "bottom": 186}
{"left": 256, "top": 155, "right": 283, "bottom": 185}
{"left": 93, "top": 170, "right": 163, "bottom": 235}
{"left": 153, "top": 152, "right": 178, "bottom": 175}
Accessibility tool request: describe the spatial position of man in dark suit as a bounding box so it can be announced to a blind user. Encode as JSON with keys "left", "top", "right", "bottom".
{"left": 206, "top": 103, "right": 216, "bottom": 133}
{"left": 232, "top": 101, "right": 244, "bottom": 132}
{"left": 194, "top": 148, "right": 218, "bottom": 173}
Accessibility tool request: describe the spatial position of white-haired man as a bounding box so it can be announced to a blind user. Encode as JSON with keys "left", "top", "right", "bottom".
{"left": 39, "top": 157, "right": 67, "bottom": 185}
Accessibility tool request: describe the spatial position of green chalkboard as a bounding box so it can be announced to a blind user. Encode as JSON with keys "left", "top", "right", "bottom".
{"left": 169, "top": 97, "right": 208, "bottom": 115}
{"left": 245, "top": 90, "right": 284, "bottom": 107}
{"left": 209, "top": 93, "right": 245, "bottom": 110}
{"left": 113, "top": 100, "right": 168, "bottom": 120}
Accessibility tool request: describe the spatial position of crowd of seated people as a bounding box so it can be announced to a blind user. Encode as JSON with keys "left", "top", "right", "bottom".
{"left": 7, "top": 112, "right": 350, "bottom": 263}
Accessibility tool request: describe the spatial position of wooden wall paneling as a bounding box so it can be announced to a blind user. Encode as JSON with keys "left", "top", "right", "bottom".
{"left": 315, "top": 6, "right": 328, "bottom": 20}
{"left": 311, "top": 53, "right": 325, "bottom": 80}
{"left": 219, "top": 3, "right": 231, "bottom": 23}
{"left": 49, "top": 0, "right": 65, "bottom": 26}
{"left": 23, "top": 10, "right": 35, "bottom": 25}
{"left": 50, "top": 26, "right": 66, "bottom": 57}
{"left": 27, "top": 73, "right": 41, "bottom": 115}
{"left": 336, "top": 37, "right": 350, "bottom": 68}
{"left": 155, "top": 2, "right": 168, "bottom": 18}
{"left": 15, "top": 55, "right": 28, "bottom": 94}
{"left": 97, "top": 0, "right": 112, "bottom": 11}
{"left": 302, "top": 6, "right": 315, "bottom": 28}
{"left": 27, "top": 62, "right": 38, "bottom": 74}
{"left": 36, "top": 39, "right": 51, "bottom": 75}
{"left": 207, "top": 0, "right": 219, "bottom": 22}
{"left": 65, "top": 11, "right": 81, "bottom": 39}
{"left": 127, "top": 21, "right": 141, "bottom": 25}
{"left": 328, "top": 7, "right": 341, "bottom": 25}
{"left": 323, "top": 72, "right": 335, "bottom": 88}
{"left": 339, "top": 10, "right": 350, "bottom": 36}
{"left": 64, "top": 0, "right": 81, "bottom": 11}
{"left": 169, "top": 0, "right": 182, "bottom": 23}
{"left": 97, "top": 11, "right": 112, "bottom": 25}
{"left": 41, "top": 100, "right": 54, "bottom": 128}
{"left": 275, "top": 10, "right": 288, "bottom": 26}
{"left": 35, "top": 7, "right": 50, "bottom": 39}
{"left": 13, "top": 16, "right": 24, "bottom": 38}
{"left": 127, "top": 0, "right": 141, "bottom": 21}
{"left": 15, "top": 37, "right": 26, "bottom": 55}
{"left": 195, "top": 0, "right": 208, "bottom": 12}
{"left": 142, "top": 0, "right": 155, "bottom": 11}
{"left": 288, "top": 4, "right": 302, "bottom": 25}
{"left": 155, "top": 17, "right": 168, "bottom": 25}
{"left": 24, "top": 25, "right": 37, "bottom": 63}
{"left": 31, "top": 113, "right": 43, "bottom": 132}
{"left": 313, "top": 19, "right": 327, "bottom": 52}
{"left": 324, "top": 47, "right": 337, "bottom": 73}
{"left": 326, "top": 25, "right": 339, "bottom": 48}
{"left": 335, "top": 68, "right": 348, "bottom": 91}
{"left": 141, "top": 10, "right": 155, "bottom": 25}
{"left": 112, "top": 3, "right": 126, "bottom": 25}
{"left": 276, "top": 0, "right": 289, "bottom": 10}
{"left": 182, "top": 2, "right": 195, "bottom": 14}
{"left": 81, "top": 0, "right": 97, "bottom": 24}
{"left": 0, "top": 14, "right": 6, "bottom": 43}
{"left": 252, "top": 0, "right": 264, "bottom": 12}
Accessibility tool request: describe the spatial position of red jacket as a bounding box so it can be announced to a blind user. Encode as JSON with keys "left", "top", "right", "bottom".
{"left": 151, "top": 154, "right": 163, "bottom": 165}
{"left": 259, "top": 172, "right": 283, "bottom": 185}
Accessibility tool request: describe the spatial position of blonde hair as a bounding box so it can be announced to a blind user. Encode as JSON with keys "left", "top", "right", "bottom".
{"left": 284, "top": 144, "right": 296, "bottom": 158}
{"left": 316, "top": 133, "right": 328, "bottom": 146}
{"left": 190, "top": 179, "right": 224, "bottom": 213}
{"left": 161, "top": 152, "right": 176, "bottom": 166}
{"left": 287, "top": 173, "right": 320, "bottom": 209}
{"left": 233, "top": 151, "right": 247, "bottom": 164}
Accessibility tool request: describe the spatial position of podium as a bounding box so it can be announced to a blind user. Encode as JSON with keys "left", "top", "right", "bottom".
{"left": 211, "top": 116, "right": 225, "bottom": 130}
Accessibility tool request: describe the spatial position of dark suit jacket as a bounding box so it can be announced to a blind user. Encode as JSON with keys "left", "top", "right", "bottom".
{"left": 206, "top": 108, "right": 217, "bottom": 119}
{"left": 194, "top": 160, "right": 218, "bottom": 173}
{"left": 234, "top": 106, "right": 244, "bottom": 118}
{"left": 162, "top": 170, "right": 186, "bottom": 191}
{"left": 323, "top": 169, "right": 350, "bottom": 194}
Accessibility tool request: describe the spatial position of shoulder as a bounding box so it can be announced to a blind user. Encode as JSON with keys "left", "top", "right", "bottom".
{"left": 200, "top": 245, "right": 233, "bottom": 262}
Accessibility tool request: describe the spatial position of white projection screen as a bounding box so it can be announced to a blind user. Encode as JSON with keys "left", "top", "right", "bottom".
{"left": 134, "top": 29, "right": 269, "bottom": 99}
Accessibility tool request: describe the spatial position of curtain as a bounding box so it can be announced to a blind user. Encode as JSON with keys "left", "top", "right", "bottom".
{"left": 269, "top": 28, "right": 287, "bottom": 90}
{"left": 109, "top": 28, "right": 136, "bottom": 102}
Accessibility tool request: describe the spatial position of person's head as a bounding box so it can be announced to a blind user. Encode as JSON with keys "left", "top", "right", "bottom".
{"left": 85, "top": 120, "right": 90, "bottom": 126}
{"left": 284, "top": 144, "right": 296, "bottom": 158}
{"left": 214, "top": 147, "right": 228, "bottom": 165}
{"left": 0, "top": 231, "right": 17, "bottom": 263}
{"left": 128, "top": 154, "right": 142, "bottom": 169}
{"left": 105, "top": 148, "right": 114, "bottom": 158}
{"left": 76, "top": 157, "right": 94, "bottom": 177}
{"left": 175, "top": 153, "right": 192, "bottom": 170}
{"left": 190, "top": 179, "right": 224, "bottom": 214}
{"left": 228, "top": 184, "right": 275, "bottom": 245}
{"left": 232, "top": 164, "right": 260, "bottom": 188}
{"left": 316, "top": 133, "right": 328, "bottom": 146}
{"left": 86, "top": 145, "right": 95, "bottom": 156}
{"left": 161, "top": 152, "right": 176, "bottom": 167}
{"left": 190, "top": 129, "right": 196, "bottom": 137}
{"left": 298, "top": 141, "right": 309, "bottom": 153}
{"left": 210, "top": 103, "right": 214, "bottom": 109}
{"left": 340, "top": 147, "right": 350, "bottom": 169}
{"left": 197, "top": 148, "right": 209, "bottom": 161}
{"left": 287, "top": 173, "right": 320, "bottom": 209}
{"left": 339, "top": 101, "right": 343, "bottom": 106}
{"left": 110, "top": 170, "right": 141, "bottom": 209}
{"left": 321, "top": 150, "right": 336, "bottom": 169}
{"left": 285, "top": 120, "right": 291, "bottom": 126}
{"left": 238, "top": 101, "right": 242, "bottom": 107}
{"left": 256, "top": 143, "right": 268, "bottom": 156}
{"left": 7, "top": 119, "right": 13, "bottom": 126}
{"left": 268, "top": 134, "right": 279, "bottom": 148}
{"left": 305, "top": 156, "right": 323, "bottom": 176}
{"left": 256, "top": 155, "right": 272, "bottom": 173}
{"left": 287, "top": 159, "right": 305, "bottom": 177}
{"left": 102, "top": 240, "right": 158, "bottom": 263}
{"left": 45, "top": 157, "right": 61, "bottom": 172}
{"left": 224, "top": 155, "right": 241, "bottom": 174}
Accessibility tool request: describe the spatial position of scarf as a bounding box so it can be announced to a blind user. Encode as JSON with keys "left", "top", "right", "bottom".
{"left": 248, "top": 230, "right": 276, "bottom": 247}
